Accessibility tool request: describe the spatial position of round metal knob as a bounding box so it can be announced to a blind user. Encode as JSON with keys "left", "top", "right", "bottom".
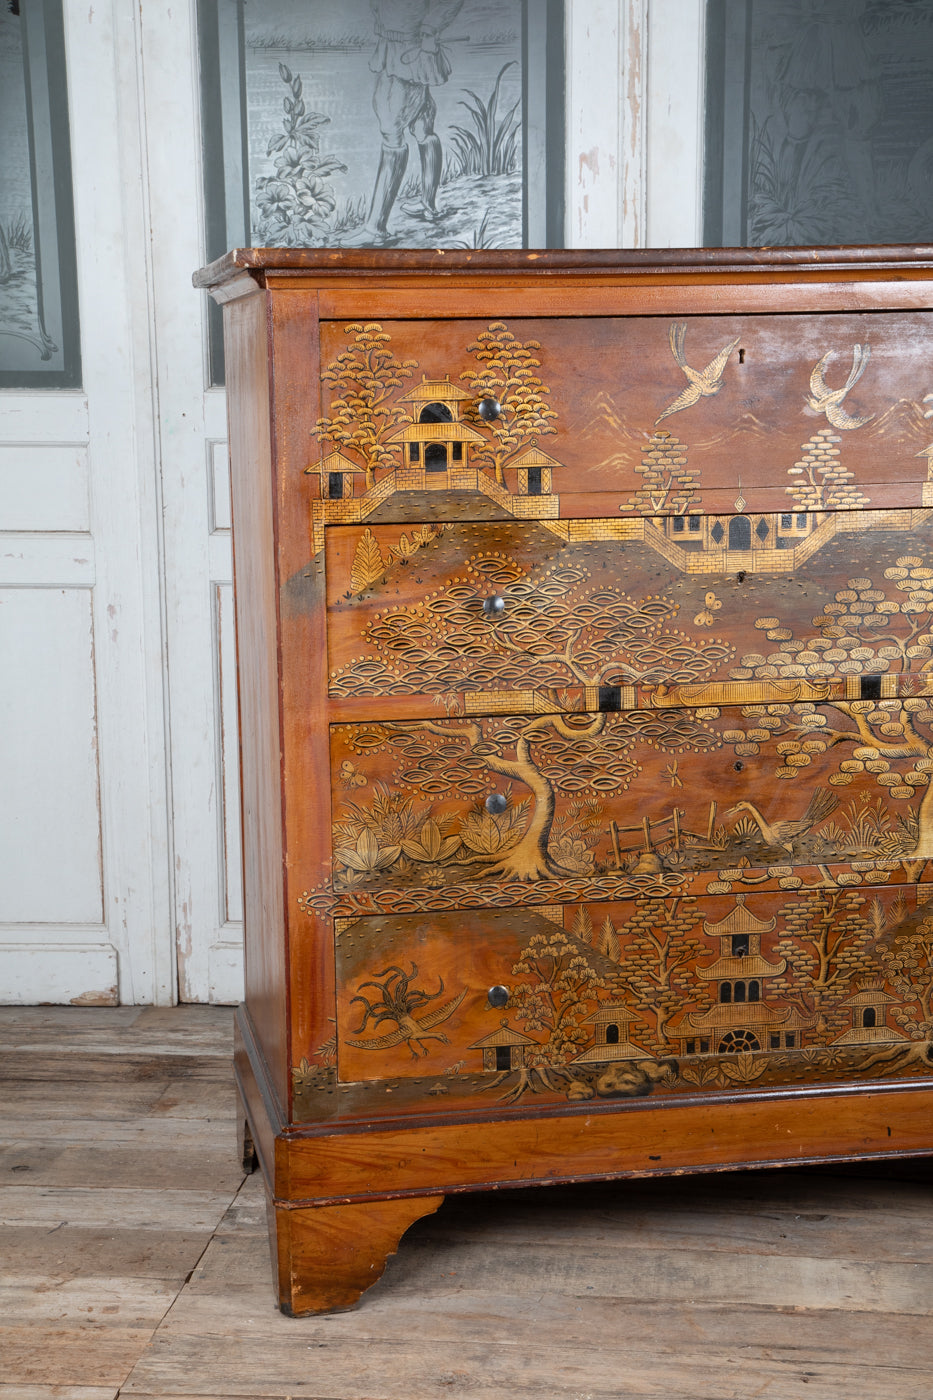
{"left": 478, "top": 397, "right": 502, "bottom": 421}
{"left": 482, "top": 595, "right": 505, "bottom": 617}
{"left": 485, "top": 793, "right": 508, "bottom": 815}
{"left": 487, "top": 985, "right": 510, "bottom": 1008}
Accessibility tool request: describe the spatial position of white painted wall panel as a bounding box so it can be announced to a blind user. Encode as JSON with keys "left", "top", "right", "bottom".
{"left": 1, "top": 395, "right": 89, "bottom": 443}
{"left": 216, "top": 582, "right": 242, "bottom": 926}
{"left": 0, "top": 535, "right": 94, "bottom": 587}
{"left": 0, "top": 445, "right": 90, "bottom": 532}
{"left": 646, "top": 0, "right": 705, "bottom": 247}
{"left": 0, "top": 588, "right": 102, "bottom": 923}
{"left": 0, "top": 943, "right": 118, "bottom": 1005}
{"left": 209, "top": 441, "right": 232, "bottom": 532}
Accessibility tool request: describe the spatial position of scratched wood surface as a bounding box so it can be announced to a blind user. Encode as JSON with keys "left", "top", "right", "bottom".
{"left": 2, "top": 1005, "right": 933, "bottom": 1400}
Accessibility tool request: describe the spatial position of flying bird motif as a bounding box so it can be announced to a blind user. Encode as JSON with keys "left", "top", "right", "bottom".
{"left": 655, "top": 322, "right": 741, "bottom": 424}
{"left": 346, "top": 963, "right": 467, "bottom": 1060}
{"left": 806, "top": 344, "right": 873, "bottom": 429}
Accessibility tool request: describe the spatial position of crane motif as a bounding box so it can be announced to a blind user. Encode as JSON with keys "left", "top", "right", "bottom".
{"left": 806, "top": 345, "right": 873, "bottom": 429}
{"left": 346, "top": 963, "right": 466, "bottom": 1059}
{"left": 655, "top": 322, "right": 740, "bottom": 424}
{"left": 727, "top": 788, "right": 839, "bottom": 853}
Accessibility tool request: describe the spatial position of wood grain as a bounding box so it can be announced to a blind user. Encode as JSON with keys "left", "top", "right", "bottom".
{"left": 271, "top": 1194, "right": 445, "bottom": 1315}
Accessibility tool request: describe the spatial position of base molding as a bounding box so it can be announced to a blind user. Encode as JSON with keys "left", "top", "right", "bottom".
{"left": 235, "top": 1006, "right": 933, "bottom": 1312}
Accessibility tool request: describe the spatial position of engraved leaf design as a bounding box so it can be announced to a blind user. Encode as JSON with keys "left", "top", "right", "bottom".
{"left": 680, "top": 1063, "right": 720, "bottom": 1087}
{"left": 400, "top": 818, "right": 460, "bottom": 863}
{"left": 458, "top": 799, "right": 529, "bottom": 854}
{"left": 334, "top": 828, "right": 400, "bottom": 873}
{"left": 719, "top": 1052, "right": 768, "bottom": 1084}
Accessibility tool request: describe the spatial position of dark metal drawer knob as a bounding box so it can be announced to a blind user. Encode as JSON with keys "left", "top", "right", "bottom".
{"left": 487, "top": 985, "right": 510, "bottom": 1008}
{"left": 483, "top": 595, "right": 506, "bottom": 617}
{"left": 478, "top": 397, "right": 502, "bottom": 421}
{"left": 485, "top": 793, "right": 508, "bottom": 814}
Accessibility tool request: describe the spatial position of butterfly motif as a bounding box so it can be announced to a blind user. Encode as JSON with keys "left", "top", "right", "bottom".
{"left": 339, "top": 760, "right": 367, "bottom": 789}
{"left": 694, "top": 591, "right": 722, "bottom": 627}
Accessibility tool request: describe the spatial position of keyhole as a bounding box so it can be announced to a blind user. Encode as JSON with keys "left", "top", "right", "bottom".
{"left": 738, "top": 348, "right": 746, "bottom": 364}
{"left": 734, "top": 761, "right": 744, "bottom": 772}
{"left": 736, "top": 571, "right": 746, "bottom": 583}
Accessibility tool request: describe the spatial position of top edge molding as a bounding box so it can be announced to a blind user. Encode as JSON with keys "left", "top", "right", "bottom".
{"left": 193, "top": 245, "right": 933, "bottom": 292}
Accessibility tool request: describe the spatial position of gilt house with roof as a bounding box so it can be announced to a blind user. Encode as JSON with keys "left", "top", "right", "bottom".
{"left": 669, "top": 896, "right": 816, "bottom": 1056}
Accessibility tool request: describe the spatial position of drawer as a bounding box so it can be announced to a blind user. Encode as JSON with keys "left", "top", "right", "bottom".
{"left": 314, "top": 310, "right": 933, "bottom": 525}
{"left": 329, "top": 694, "right": 930, "bottom": 908}
{"left": 325, "top": 511, "right": 933, "bottom": 708}
{"left": 294, "top": 887, "right": 933, "bottom": 1123}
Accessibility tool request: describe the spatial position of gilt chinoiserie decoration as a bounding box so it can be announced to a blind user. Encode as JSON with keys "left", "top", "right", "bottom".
{"left": 194, "top": 246, "right": 933, "bottom": 1316}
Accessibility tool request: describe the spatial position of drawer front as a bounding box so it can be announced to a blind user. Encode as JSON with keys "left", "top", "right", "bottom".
{"left": 329, "top": 697, "right": 926, "bottom": 907}
{"left": 291, "top": 889, "right": 933, "bottom": 1123}
{"left": 325, "top": 512, "right": 933, "bottom": 707}
{"left": 312, "top": 311, "right": 933, "bottom": 528}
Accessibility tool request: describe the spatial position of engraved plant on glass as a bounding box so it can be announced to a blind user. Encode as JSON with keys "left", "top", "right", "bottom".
{"left": 252, "top": 63, "right": 348, "bottom": 246}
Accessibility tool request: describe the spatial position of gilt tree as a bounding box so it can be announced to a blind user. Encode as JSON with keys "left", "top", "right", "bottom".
{"left": 611, "top": 896, "right": 712, "bottom": 1049}
{"left": 625, "top": 430, "right": 701, "bottom": 516}
{"left": 785, "top": 428, "right": 870, "bottom": 511}
{"left": 722, "top": 557, "right": 933, "bottom": 865}
{"left": 459, "top": 321, "right": 558, "bottom": 485}
{"left": 332, "top": 551, "right": 731, "bottom": 883}
{"left": 880, "top": 908, "right": 933, "bottom": 1040}
{"left": 316, "top": 322, "right": 416, "bottom": 489}
{"left": 505, "top": 924, "right": 610, "bottom": 1099}
{"left": 771, "top": 889, "right": 878, "bottom": 1032}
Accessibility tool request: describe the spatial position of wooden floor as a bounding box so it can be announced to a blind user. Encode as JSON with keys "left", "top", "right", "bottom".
{"left": 2, "top": 1008, "right": 932, "bottom": 1400}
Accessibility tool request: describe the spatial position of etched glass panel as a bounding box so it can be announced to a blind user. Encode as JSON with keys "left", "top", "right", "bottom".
{"left": 198, "top": 0, "right": 565, "bottom": 382}
{"left": 705, "top": 0, "right": 933, "bottom": 247}
{"left": 0, "top": 0, "right": 79, "bottom": 387}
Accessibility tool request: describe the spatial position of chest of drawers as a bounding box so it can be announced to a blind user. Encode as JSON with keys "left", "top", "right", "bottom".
{"left": 196, "top": 247, "right": 933, "bottom": 1315}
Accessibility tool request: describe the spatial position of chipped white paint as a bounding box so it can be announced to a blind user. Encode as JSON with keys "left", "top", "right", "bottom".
{"left": 565, "top": 0, "right": 705, "bottom": 249}
{"left": 566, "top": 0, "right": 627, "bottom": 246}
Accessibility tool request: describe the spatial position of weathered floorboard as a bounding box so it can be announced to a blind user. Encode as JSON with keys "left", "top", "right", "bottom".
{"left": 3, "top": 1007, "right": 933, "bottom": 1400}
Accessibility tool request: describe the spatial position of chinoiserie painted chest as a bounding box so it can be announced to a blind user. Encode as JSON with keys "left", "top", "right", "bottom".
{"left": 195, "top": 247, "right": 933, "bottom": 1315}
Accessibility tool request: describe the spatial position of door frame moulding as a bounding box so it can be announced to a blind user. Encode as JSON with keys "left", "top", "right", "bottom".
{"left": 138, "top": 0, "right": 245, "bottom": 1003}
{"left": 565, "top": 0, "right": 706, "bottom": 250}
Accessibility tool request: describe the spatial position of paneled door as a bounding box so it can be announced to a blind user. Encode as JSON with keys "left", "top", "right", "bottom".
{"left": 0, "top": 4, "right": 172, "bottom": 1004}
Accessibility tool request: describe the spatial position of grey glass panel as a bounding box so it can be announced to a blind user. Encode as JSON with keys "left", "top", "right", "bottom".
{"left": 705, "top": 0, "right": 933, "bottom": 247}
{"left": 0, "top": 0, "right": 80, "bottom": 387}
{"left": 198, "top": 0, "right": 565, "bottom": 383}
